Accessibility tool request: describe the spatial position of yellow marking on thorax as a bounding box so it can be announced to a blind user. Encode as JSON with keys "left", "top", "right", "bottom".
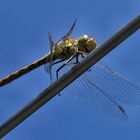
{"left": 53, "top": 38, "right": 78, "bottom": 60}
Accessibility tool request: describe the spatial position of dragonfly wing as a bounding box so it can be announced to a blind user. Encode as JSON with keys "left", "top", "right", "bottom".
{"left": 68, "top": 72, "right": 128, "bottom": 121}
{"left": 92, "top": 61, "right": 140, "bottom": 105}
{"left": 44, "top": 63, "right": 51, "bottom": 73}
{"left": 47, "top": 32, "right": 56, "bottom": 84}
{"left": 56, "top": 19, "right": 77, "bottom": 44}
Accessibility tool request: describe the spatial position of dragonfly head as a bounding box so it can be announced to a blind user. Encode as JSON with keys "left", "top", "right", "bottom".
{"left": 78, "top": 35, "right": 96, "bottom": 53}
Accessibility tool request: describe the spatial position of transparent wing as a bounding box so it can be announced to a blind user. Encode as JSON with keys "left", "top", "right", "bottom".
{"left": 44, "top": 63, "right": 51, "bottom": 73}
{"left": 92, "top": 61, "right": 140, "bottom": 105}
{"left": 67, "top": 71, "right": 127, "bottom": 121}
{"left": 62, "top": 62, "right": 127, "bottom": 121}
{"left": 47, "top": 32, "right": 56, "bottom": 84}
{"left": 56, "top": 19, "right": 77, "bottom": 44}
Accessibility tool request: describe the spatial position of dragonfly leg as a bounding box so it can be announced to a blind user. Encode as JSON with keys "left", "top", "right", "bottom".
{"left": 64, "top": 55, "right": 79, "bottom": 65}
{"left": 81, "top": 54, "right": 85, "bottom": 58}
{"left": 52, "top": 59, "right": 67, "bottom": 66}
{"left": 76, "top": 55, "right": 79, "bottom": 63}
{"left": 44, "top": 59, "right": 66, "bottom": 74}
{"left": 56, "top": 55, "right": 77, "bottom": 96}
{"left": 56, "top": 55, "right": 76, "bottom": 81}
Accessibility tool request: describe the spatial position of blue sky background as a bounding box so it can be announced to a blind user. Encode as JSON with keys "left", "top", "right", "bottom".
{"left": 0, "top": 0, "right": 140, "bottom": 139}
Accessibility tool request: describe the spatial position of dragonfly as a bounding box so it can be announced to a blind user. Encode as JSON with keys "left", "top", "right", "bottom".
{"left": 0, "top": 19, "right": 96, "bottom": 86}
{"left": 1, "top": 20, "right": 140, "bottom": 121}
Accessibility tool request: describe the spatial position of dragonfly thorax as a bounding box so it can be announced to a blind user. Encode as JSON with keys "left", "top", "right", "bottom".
{"left": 54, "top": 35, "right": 96, "bottom": 60}
{"left": 78, "top": 35, "right": 96, "bottom": 53}
{"left": 54, "top": 37, "right": 78, "bottom": 60}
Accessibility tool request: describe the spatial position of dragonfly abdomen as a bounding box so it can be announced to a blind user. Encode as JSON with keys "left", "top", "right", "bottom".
{"left": 0, "top": 54, "right": 50, "bottom": 87}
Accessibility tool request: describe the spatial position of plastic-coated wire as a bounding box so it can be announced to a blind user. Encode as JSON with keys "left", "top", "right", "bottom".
{"left": 0, "top": 14, "right": 140, "bottom": 138}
